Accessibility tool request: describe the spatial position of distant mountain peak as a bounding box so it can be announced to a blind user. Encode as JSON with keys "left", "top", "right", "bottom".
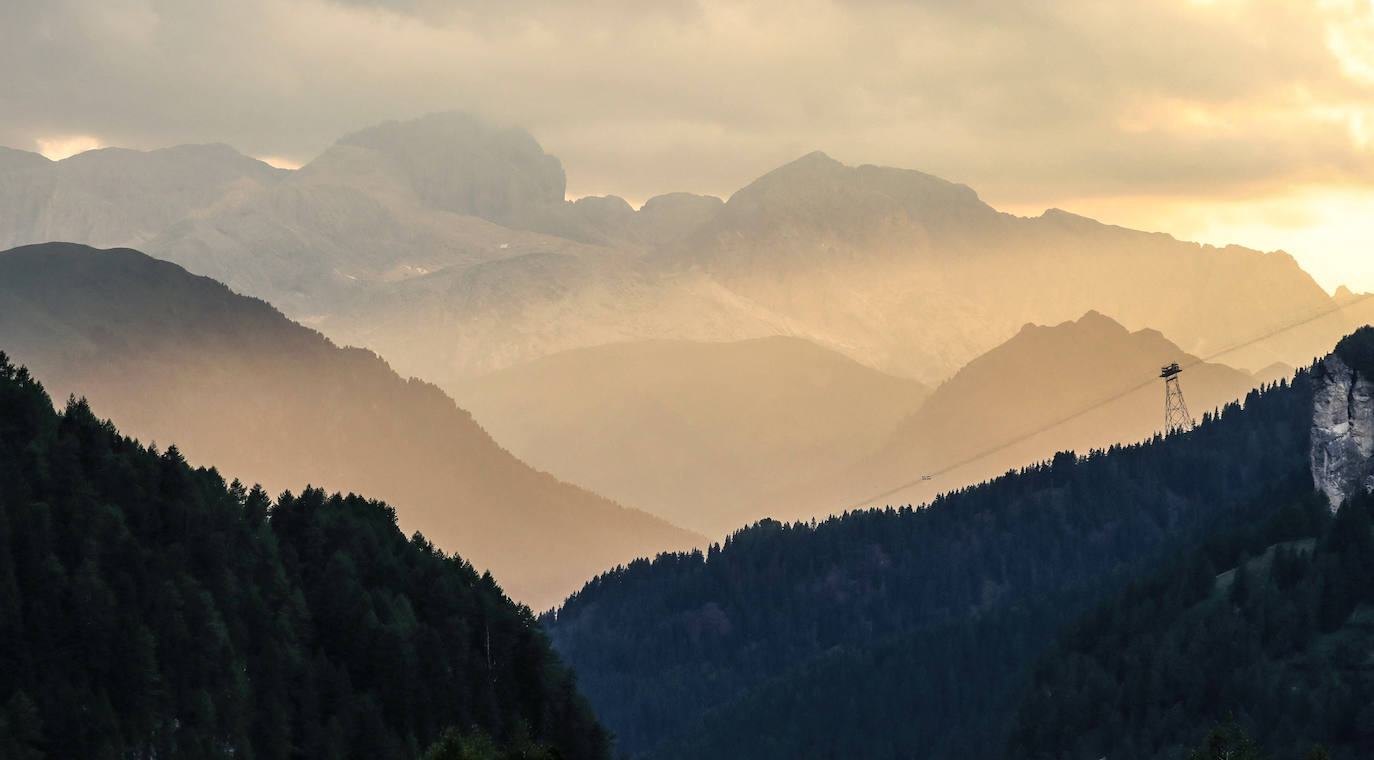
{"left": 1064, "top": 309, "right": 1130, "bottom": 334}
{"left": 706, "top": 152, "right": 995, "bottom": 249}
{"left": 0, "top": 146, "right": 52, "bottom": 171}
{"left": 1016, "top": 310, "right": 1130, "bottom": 340}
{"left": 1037, "top": 207, "right": 1108, "bottom": 227}
{"left": 327, "top": 111, "right": 567, "bottom": 223}
{"left": 790, "top": 149, "right": 843, "bottom": 167}
{"left": 1333, "top": 284, "right": 1363, "bottom": 306}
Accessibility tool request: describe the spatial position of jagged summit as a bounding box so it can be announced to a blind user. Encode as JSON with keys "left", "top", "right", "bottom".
{"left": 1023, "top": 309, "right": 1130, "bottom": 337}
{"left": 640, "top": 191, "right": 724, "bottom": 215}
{"left": 829, "top": 309, "right": 1264, "bottom": 515}
{"left": 924, "top": 310, "right": 1191, "bottom": 404}
{"left": 670, "top": 150, "right": 1000, "bottom": 278}
{"left": 328, "top": 111, "right": 567, "bottom": 223}
{"left": 1038, "top": 207, "right": 1096, "bottom": 222}
{"left": 0, "top": 142, "right": 286, "bottom": 254}
{"left": 1333, "top": 284, "right": 1362, "bottom": 306}
{"left": 723, "top": 150, "right": 988, "bottom": 217}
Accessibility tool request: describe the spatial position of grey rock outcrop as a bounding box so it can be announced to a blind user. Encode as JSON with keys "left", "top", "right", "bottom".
{"left": 1311, "top": 352, "right": 1374, "bottom": 510}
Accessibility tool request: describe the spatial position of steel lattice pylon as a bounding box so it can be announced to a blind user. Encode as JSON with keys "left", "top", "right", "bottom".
{"left": 1159, "top": 362, "right": 1194, "bottom": 434}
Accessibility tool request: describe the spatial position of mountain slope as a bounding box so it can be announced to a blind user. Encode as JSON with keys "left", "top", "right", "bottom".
{"left": 0, "top": 352, "right": 611, "bottom": 760}
{"left": 752, "top": 311, "right": 1276, "bottom": 526}
{"left": 0, "top": 242, "right": 700, "bottom": 609}
{"left": 544, "top": 367, "right": 1315, "bottom": 758}
{"left": 456, "top": 337, "right": 929, "bottom": 535}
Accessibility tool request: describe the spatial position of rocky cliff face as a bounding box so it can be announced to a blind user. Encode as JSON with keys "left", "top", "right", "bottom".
{"left": 1311, "top": 352, "right": 1374, "bottom": 509}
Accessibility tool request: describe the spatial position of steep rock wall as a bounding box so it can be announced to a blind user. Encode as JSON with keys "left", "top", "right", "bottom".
{"left": 1311, "top": 352, "right": 1374, "bottom": 509}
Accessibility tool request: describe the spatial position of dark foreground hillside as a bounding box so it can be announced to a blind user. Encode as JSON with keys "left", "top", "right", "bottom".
{"left": 1009, "top": 488, "right": 1374, "bottom": 760}
{"left": 1008, "top": 330, "right": 1374, "bottom": 760}
{"left": 0, "top": 353, "right": 609, "bottom": 760}
{"left": 544, "top": 370, "right": 1316, "bottom": 759}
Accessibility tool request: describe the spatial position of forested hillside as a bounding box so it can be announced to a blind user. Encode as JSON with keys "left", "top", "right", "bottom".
{"left": 0, "top": 353, "right": 610, "bottom": 759}
{"left": 1006, "top": 331, "right": 1374, "bottom": 760}
{"left": 544, "top": 370, "right": 1315, "bottom": 759}
{"left": 1009, "top": 489, "right": 1374, "bottom": 760}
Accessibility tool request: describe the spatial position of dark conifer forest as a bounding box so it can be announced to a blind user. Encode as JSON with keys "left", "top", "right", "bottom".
{"left": 1009, "top": 489, "right": 1374, "bottom": 760}
{"left": 0, "top": 352, "right": 609, "bottom": 759}
{"left": 1008, "top": 330, "right": 1374, "bottom": 760}
{"left": 544, "top": 370, "right": 1318, "bottom": 759}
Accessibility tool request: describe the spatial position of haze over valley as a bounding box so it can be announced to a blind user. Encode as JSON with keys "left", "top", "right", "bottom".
{"left": 4, "top": 1, "right": 1374, "bottom": 757}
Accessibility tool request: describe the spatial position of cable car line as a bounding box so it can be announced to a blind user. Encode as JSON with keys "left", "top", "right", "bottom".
{"left": 840, "top": 292, "right": 1374, "bottom": 512}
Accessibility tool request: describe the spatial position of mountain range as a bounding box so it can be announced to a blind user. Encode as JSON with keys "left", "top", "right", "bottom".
{"left": 6, "top": 109, "right": 1374, "bottom": 760}
{"left": 4, "top": 112, "right": 1368, "bottom": 538}
{"left": 328, "top": 143, "right": 1365, "bottom": 394}
{"left": 2, "top": 113, "right": 1367, "bottom": 400}
{"left": 0, "top": 242, "right": 700, "bottom": 610}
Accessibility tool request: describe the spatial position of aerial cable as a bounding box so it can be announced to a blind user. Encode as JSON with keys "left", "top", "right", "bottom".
{"left": 840, "top": 292, "right": 1374, "bottom": 512}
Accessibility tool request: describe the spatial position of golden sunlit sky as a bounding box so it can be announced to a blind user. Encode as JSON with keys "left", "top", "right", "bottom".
{"left": 4, "top": 0, "right": 1371, "bottom": 290}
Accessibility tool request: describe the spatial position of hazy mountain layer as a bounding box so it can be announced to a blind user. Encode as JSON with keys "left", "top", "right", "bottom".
{"left": 762, "top": 311, "right": 1291, "bottom": 522}
{"left": 0, "top": 242, "right": 700, "bottom": 609}
{"left": 0, "top": 115, "right": 1355, "bottom": 398}
{"left": 456, "top": 337, "right": 929, "bottom": 536}
{"left": 329, "top": 250, "right": 792, "bottom": 387}
{"left": 656, "top": 152, "right": 1346, "bottom": 381}
{"left": 331, "top": 149, "right": 1353, "bottom": 395}
{"left": 0, "top": 143, "right": 283, "bottom": 252}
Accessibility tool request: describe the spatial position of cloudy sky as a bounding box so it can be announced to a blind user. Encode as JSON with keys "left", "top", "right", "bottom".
{"left": 4, "top": 0, "right": 1372, "bottom": 289}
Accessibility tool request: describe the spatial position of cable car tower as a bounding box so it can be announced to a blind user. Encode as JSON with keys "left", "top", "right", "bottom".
{"left": 1160, "top": 362, "right": 1194, "bottom": 434}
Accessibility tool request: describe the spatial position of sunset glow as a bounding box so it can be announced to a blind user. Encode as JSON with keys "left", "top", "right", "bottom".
{"left": 34, "top": 135, "right": 103, "bottom": 161}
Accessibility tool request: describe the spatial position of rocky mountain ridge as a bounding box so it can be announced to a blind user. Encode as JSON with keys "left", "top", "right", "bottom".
{"left": 0, "top": 113, "right": 1362, "bottom": 397}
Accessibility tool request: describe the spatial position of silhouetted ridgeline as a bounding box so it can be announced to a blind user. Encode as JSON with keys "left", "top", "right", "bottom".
{"left": 543, "top": 370, "right": 1316, "bottom": 759}
{"left": 0, "top": 242, "right": 700, "bottom": 610}
{"left": 0, "top": 353, "right": 609, "bottom": 759}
